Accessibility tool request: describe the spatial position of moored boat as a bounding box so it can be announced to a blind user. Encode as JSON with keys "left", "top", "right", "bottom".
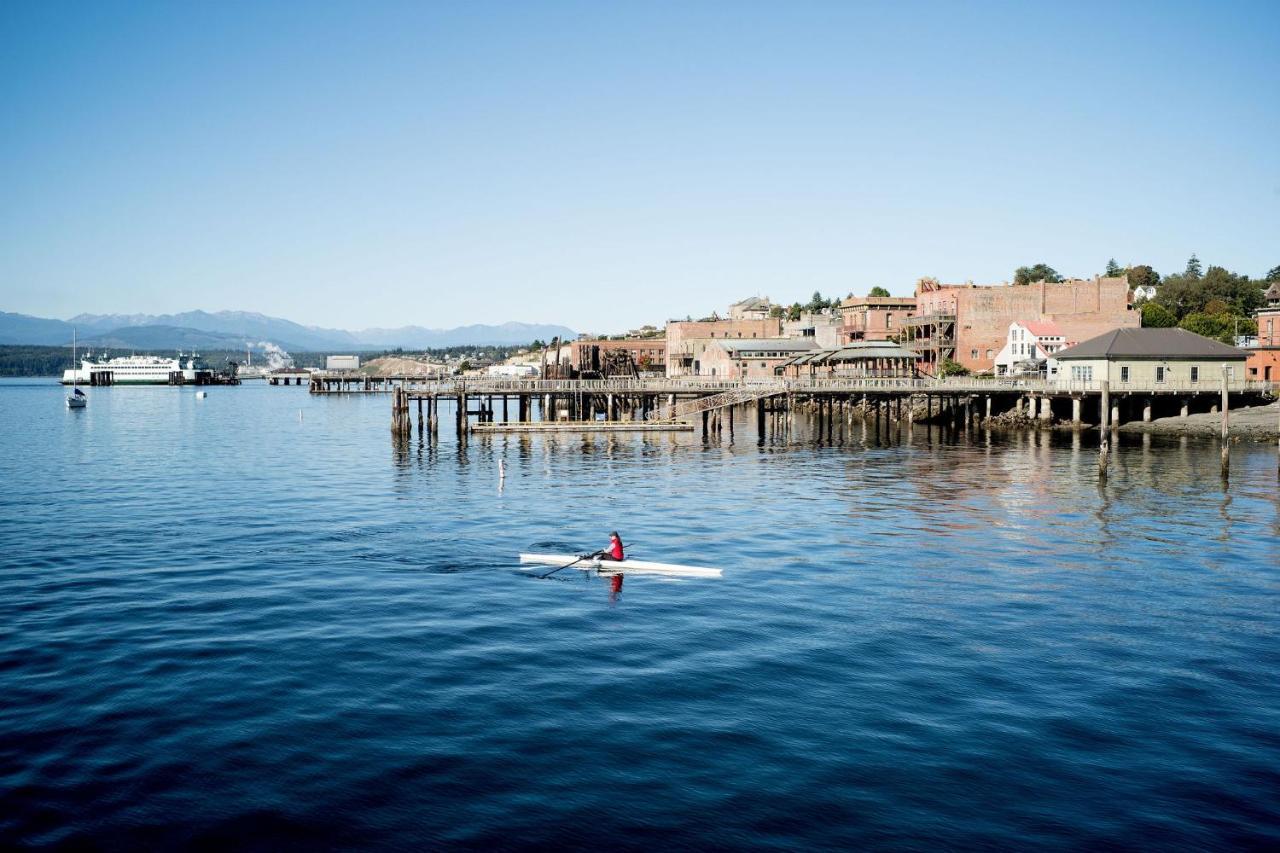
{"left": 66, "top": 329, "right": 86, "bottom": 408}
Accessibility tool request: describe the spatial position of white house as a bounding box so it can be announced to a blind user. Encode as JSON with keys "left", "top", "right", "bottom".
{"left": 993, "top": 321, "right": 1072, "bottom": 377}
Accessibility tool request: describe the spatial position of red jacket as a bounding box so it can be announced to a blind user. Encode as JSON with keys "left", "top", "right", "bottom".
{"left": 607, "top": 537, "right": 624, "bottom": 560}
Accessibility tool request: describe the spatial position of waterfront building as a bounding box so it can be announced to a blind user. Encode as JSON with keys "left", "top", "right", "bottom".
{"left": 697, "top": 338, "right": 818, "bottom": 379}
{"left": 779, "top": 340, "right": 917, "bottom": 380}
{"left": 1050, "top": 327, "right": 1247, "bottom": 388}
{"left": 993, "top": 321, "right": 1073, "bottom": 377}
{"left": 1245, "top": 283, "right": 1280, "bottom": 384}
{"left": 904, "top": 275, "right": 1138, "bottom": 375}
{"left": 666, "top": 317, "right": 785, "bottom": 377}
{"left": 838, "top": 295, "right": 917, "bottom": 343}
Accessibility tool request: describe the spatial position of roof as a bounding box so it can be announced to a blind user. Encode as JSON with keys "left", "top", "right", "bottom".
{"left": 779, "top": 341, "right": 915, "bottom": 368}
{"left": 1265, "top": 282, "right": 1280, "bottom": 301}
{"left": 1018, "top": 320, "right": 1064, "bottom": 337}
{"left": 730, "top": 296, "right": 772, "bottom": 309}
{"left": 715, "top": 338, "right": 818, "bottom": 355}
{"left": 826, "top": 341, "right": 915, "bottom": 362}
{"left": 839, "top": 296, "right": 916, "bottom": 309}
{"left": 1053, "top": 328, "right": 1248, "bottom": 360}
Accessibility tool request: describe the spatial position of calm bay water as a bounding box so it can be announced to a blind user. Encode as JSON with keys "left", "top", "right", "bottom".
{"left": 1, "top": 378, "right": 1278, "bottom": 849}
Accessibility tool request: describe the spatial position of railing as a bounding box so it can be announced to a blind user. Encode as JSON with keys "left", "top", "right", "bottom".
{"left": 651, "top": 384, "right": 785, "bottom": 420}
{"left": 374, "top": 374, "right": 1278, "bottom": 399}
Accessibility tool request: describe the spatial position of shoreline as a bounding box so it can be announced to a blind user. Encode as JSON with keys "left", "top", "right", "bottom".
{"left": 1113, "top": 402, "right": 1280, "bottom": 441}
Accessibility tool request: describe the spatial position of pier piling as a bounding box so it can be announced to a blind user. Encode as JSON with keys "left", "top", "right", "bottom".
{"left": 1221, "top": 365, "right": 1230, "bottom": 478}
{"left": 1099, "top": 381, "right": 1110, "bottom": 481}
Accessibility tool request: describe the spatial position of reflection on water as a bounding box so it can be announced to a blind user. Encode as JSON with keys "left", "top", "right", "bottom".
{"left": 0, "top": 379, "right": 1277, "bottom": 848}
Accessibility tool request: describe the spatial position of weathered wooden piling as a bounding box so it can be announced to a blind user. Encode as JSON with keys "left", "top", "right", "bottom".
{"left": 1098, "top": 381, "right": 1110, "bottom": 480}
{"left": 1220, "top": 364, "right": 1230, "bottom": 477}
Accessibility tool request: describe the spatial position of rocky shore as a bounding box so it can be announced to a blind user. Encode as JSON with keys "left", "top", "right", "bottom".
{"left": 1116, "top": 401, "right": 1280, "bottom": 441}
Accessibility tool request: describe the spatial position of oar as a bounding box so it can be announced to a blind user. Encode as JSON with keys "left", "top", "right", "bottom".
{"left": 539, "top": 551, "right": 601, "bottom": 579}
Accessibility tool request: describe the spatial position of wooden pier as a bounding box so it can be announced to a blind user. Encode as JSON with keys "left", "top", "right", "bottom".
{"left": 371, "top": 374, "right": 1280, "bottom": 479}
{"left": 470, "top": 420, "right": 693, "bottom": 433}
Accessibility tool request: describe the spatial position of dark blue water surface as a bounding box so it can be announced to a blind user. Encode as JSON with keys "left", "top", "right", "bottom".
{"left": 2, "top": 378, "right": 1278, "bottom": 849}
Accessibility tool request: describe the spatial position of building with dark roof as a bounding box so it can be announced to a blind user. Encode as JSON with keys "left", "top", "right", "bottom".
{"left": 1051, "top": 328, "right": 1248, "bottom": 387}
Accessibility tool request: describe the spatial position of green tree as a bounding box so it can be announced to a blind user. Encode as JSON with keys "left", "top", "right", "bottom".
{"left": 1128, "top": 264, "right": 1160, "bottom": 290}
{"left": 768, "top": 304, "right": 784, "bottom": 319}
{"left": 938, "top": 358, "right": 970, "bottom": 377}
{"left": 1265, "top": 265, "right": 1280, "bottom": 282}
{"left": 1178, "top": 312, "right": 1253, "bottom": 345}
{"left": 1013, "top": 264, "right": 1062, "bottom": 286}
{"left": 530, "top": 339, "right": 545, "bottom": 350}
{"left": 1105, "top": 258, "right": 1122, "bottom": 277}
{"left": 868, "top": 286, "right": 891, "bottom": 297}
{"left": 805, "top": 291, "right": 831, "bottom": 312}
{"left": 787, "top": 303, "right": 802, "bottom": 321}
{"left": 1184, "top": 253, "right": 1202, "bottom": 279}
{"left": 1155, "top": 263, "right": 1265, "bottom": 320}
{"left": 1140, "top": 302, "right": 1177, "bottom": 328}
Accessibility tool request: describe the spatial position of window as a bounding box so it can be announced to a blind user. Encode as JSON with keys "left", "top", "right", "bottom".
{"left": 986, "top": 349, "right": 993, "bottom": 359}
{"left": 1191, "top": 366, "right": 1199, "bottom": 382}
{"left": 1156, "top": 366, "right": 1165, "bottom": 383}
{"left": 971, "top": 349, "right": 978, "bottom": 359}
{"left": 1120, "top": 366, "right": 1129, "bottom": 382}
{"left": 1071, "top": 365, "right": 1094, "bottom": 381}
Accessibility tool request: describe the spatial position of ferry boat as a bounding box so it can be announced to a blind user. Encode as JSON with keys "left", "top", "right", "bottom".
{"left": 60, "top": 352, "right": 215, "bottom": 386}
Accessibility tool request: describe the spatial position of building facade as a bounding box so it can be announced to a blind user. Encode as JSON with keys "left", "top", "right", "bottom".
{"left": 1051, "top": 328, "right": 1248, "bottom": 388}
{"left": 838, "top": 296, "right": 916, "bottom": 343}
{"left": 905, "top": 275, "right": 1138, "bottom": 375}
{"left": 1245, "top": 283, "right": 1280, "bottom": 384}
{"left": 665, "top": 317, "right": 785, "bottom": 376}
{"left": 697, "top": 338, "right": 818, "bottom": 380}
{"left": 782, "top": 310, "right": 844, "bottom": 349}
{"left": 993, "top": 321, "right": 1072, "bottom": 377}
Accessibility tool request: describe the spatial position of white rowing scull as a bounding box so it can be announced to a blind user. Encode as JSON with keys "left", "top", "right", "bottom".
{"left": 518, "top": 553, "right": 723, "bottom": 579}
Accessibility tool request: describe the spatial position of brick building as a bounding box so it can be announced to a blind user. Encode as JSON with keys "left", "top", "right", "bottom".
{"left": 1245, "top": 283, "right": 1280, "bottom": 383}
{"left": 904, "top": 275, "right": 1138, "bottom": 375}
{"left": 838, "top": 296, "right": 917, "bottom": 343}
{"left": 665, "top": 317, "right": 784, "bottom": 377}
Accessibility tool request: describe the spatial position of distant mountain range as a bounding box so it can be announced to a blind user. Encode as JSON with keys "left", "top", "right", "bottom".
{"left": 0, "top": 310, "right": 576, "bottom": 351}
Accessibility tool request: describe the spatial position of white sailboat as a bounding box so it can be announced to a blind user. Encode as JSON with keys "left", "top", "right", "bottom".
{"left": 67, "top": 329, "right": 87, "bottom": 409}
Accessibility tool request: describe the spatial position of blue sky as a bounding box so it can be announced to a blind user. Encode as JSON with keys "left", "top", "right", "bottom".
{"left": 2, "top": 1, "right": 1277, "bottom": 333}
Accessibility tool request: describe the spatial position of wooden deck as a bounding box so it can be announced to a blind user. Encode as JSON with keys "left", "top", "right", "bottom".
{"left": 470, "top": 420, "right": 693, "bottom": 433}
